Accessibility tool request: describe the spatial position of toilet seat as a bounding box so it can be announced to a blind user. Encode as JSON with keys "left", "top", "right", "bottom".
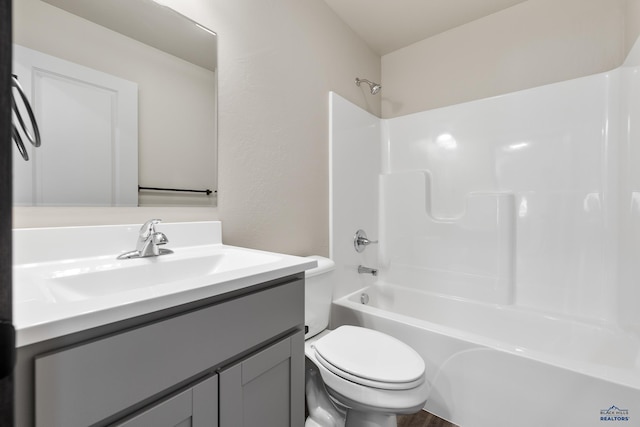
{"left": 312, "top": 325, "right": 425, "bottom": 390}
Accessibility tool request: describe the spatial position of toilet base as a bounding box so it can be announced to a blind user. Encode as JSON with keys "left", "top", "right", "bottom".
{"left": 306, "top": 358, "right": 346, "bottom": 427}
{"left": 345, "top": 411, "right": 397, "bottom": 427}
{"left": 305, "top": 358, "right": 400, "bottom": 427}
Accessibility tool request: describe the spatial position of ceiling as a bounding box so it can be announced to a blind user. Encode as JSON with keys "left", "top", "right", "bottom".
{"left": 321, "top": 0, "right": 528, "bottom": 55}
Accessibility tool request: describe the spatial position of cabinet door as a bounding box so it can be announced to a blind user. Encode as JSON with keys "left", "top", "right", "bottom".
{"left": 116, "top": 375, "right": 218, "bottom": 427}
{"left": 34, "top": 280, "right": 302, "bottom": 427}
{"left": 219, "top": 331, "right": 304, "bottom": 427}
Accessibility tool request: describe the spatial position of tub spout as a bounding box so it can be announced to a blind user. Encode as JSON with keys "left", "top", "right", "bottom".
{"left": 357, "top": 265, "right": 378, "bottom": 276}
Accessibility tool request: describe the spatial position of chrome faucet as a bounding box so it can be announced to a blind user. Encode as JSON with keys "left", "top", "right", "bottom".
{"left": 353, "top": 229, "right": 378, "bottom": 253}
{"left": 357, "top": 265, "right": 378, "bottom": 276}
{"left": 117, "top": 219, "right": 174, "bottom": 259}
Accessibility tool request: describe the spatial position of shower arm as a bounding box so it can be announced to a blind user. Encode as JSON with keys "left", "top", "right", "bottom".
{"left": 355, "top": 77, "right": 374, "bottom": 86}
{"left": 355, "top": 77, "right": 381, "bottom": 95}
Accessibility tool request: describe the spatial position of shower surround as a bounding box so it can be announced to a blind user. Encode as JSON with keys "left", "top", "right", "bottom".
{"left": 328, "top": 41, "right": 640, "bottom": 426}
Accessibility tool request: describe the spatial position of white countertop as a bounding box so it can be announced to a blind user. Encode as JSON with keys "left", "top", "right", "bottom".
{"left": 13, "top": 221, "right": 316, "bottom": 347}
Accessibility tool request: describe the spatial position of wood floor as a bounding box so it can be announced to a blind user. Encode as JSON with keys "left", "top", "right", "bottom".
{"left": 305, "top": 404, "right": 456, "bottom": 426}
{"left": 397, "top": 410, "right": 458, "bottom": 427}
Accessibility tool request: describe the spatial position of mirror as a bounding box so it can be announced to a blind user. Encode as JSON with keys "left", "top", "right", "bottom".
{"left": 13, "top": 0, "right": 217, "bottom": 207}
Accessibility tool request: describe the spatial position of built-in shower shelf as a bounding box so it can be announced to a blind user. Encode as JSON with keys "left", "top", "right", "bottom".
{"left": 380, "top": 171, "right": 515, "bottom": 304}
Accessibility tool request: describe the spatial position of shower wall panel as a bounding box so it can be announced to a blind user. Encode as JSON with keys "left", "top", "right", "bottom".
{"left": 383, "top": 71, "right": 621, "bottom": 323}
{"left": 330, "top": 39, "right": 640, "bottom": 333}
{"left": 617, "top": 42, "right": 640, "bottom": 335}
{"left": 380, "top": 171, "right": 515, "bottom": 305}
{"left": 329, "top": 92, "right": 381, "bottom": 300}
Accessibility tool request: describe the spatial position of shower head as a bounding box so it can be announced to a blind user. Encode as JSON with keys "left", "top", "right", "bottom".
{"left": 355, "top": 77, "right": 381, "bottom": 95}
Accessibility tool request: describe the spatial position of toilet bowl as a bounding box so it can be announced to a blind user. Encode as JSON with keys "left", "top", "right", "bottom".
{"left": 304, "top": 256, "right": 429, "bottom": 427}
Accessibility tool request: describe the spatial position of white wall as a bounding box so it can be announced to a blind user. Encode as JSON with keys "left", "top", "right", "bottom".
{"left": 381, "top": 0, "right": 636, "bottom": 118}
{"left": 13, "top": 0, "right": 381, "bottom": 258}
{"left": 202, "top": 0, "right": 380, "bottom": 255}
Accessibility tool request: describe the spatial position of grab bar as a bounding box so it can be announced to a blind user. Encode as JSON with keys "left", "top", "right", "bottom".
{"left": 11, "top": 74, "right": 41, "bottom": 161}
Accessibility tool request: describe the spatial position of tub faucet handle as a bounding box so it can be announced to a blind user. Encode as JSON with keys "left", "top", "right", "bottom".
{"left": 354, "top": 229, "right": 378, "bottom": 253}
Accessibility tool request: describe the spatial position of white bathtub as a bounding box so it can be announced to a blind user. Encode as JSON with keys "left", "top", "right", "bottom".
{"left": 331, "top": 283, "right": 640, "bottom": 427}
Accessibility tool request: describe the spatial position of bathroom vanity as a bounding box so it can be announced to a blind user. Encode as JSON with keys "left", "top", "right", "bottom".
{"left": 13, "top": 221, "right": 314, "bottom": 427}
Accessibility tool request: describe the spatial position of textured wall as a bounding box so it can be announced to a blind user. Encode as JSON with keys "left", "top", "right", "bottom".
{"left": 201, "top": 0, "right": 380, "bottom": 255}
{"left": 381, "top": 0, "right": 633, "bottom": 118}
{"left": 627, "top": 0, "right": 640, "bottom": 52}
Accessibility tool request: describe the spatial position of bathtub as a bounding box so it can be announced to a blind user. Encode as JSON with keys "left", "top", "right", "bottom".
{"left": 331, "top": 283, "right": 640, "bottom": 427}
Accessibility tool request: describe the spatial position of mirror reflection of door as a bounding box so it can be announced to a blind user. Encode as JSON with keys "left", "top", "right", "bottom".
{"left": 13, "top": 45, "right": 138, "bottom": 207}
{"left": 14, "top": 0, "right": 218, "bottom": 207}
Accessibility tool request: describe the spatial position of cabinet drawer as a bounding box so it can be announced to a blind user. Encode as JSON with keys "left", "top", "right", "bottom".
{"left": 35, "top": 280, "right": 303, "bottom": 427}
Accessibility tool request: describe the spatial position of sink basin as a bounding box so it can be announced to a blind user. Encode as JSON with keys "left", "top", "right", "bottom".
{"left": 13, "top": 221, "right": 316, "bottom": 348}
{"left": 40, "top": 254, "right": 224, "bottom": 302}
{"left": 16, "top": 246, "right": 280, "bottom": 303}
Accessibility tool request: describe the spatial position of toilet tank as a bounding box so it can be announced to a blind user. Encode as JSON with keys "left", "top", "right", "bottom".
{"left": 304, "top": 256, "right": 336, "bottom": 339}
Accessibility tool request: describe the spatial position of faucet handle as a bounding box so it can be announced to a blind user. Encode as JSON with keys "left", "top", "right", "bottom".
{"left": 139, "top": 219, "right": 162, "bottom": 238}
{"left": 354, "top": 229, "right": 378, "bottom": 253}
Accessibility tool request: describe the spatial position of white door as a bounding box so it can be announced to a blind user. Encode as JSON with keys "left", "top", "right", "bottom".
{"left": 12, "top": 44, "right": 138, "bottom": 206}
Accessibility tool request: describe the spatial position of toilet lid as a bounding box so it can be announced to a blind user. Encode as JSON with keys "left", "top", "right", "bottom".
{"left": 313, "top": 326, "right": 425, "bottom": 386}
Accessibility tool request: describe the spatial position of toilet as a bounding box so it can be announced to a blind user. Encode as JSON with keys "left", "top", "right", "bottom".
{"left": 304, "top": 256, "right": 429, "bottom": 427}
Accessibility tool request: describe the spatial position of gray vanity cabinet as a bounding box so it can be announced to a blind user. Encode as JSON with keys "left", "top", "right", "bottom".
{"left": 16, "top": 275, "right": 305, "bottom": 427}
{"left": 220, "top": 331, "right": 304, "bottom": 426}
{"left": 116, "top": 374, "right": 218, "bottom": 427}
{"left": 115, "top": 329, "right": 304, "bottom": 427}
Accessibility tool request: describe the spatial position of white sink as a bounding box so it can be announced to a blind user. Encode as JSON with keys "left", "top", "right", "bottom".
{"left": 17, "top": 247, "right": 279, "bottom": 303}
{"left": 45, "top": 253, "right": 229, "bottom": 302}
{"left": 13, "top": 221, "right": 316, "bottom": 347}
